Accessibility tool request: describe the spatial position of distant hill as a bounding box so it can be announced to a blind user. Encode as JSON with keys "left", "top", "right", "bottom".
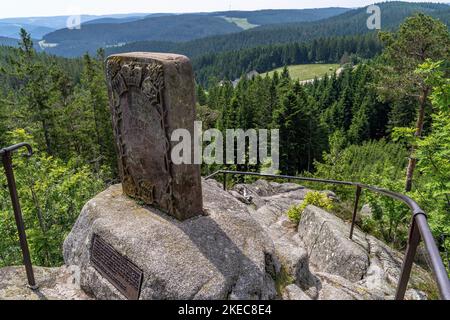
{"left": 0, "top": 13, "right": 153, "bottom": 40}
{"left": 210, "top": 8, "right": 350, "bottom": 25}
{"left": 42, "top": 14, "right": 243, "bottom": 56}
{"left": 0, "top": 22, "right": 54, "bottom": 39}
{"left": 108, "top": 2, "right": 450, "bottom": 60}
{"left": 40, "top": 8, "right": 351, "bottom": 57}
{"left": 43, "top": 14, "right": 243, "bottom": 43}
{"left": 82, "top": 13, "right": 174, "bottom": 25}
{"left": 22, "top": 2, "right": 450, "bottom": 57}
{"left": 0, "top": 36, "right": 18, "bottom": 47}
{"left": 82, "top": 17, "right": 142, "bottom": 25}
{"left": 0, "top": 13, "right": 151, "bottom": 29}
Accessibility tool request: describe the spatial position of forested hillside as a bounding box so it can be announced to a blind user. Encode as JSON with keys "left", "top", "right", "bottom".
{"left": 44, "top": 14, "right": 243, "bottom": 44}
{"left": 108, "top": 2, "right": 449, "bottom": 59}
{"left": 40, "top": 8, "right": 351, "bottom": 57}
{"left": 193, "top": 33, "right": 382, "bottom": 86}
{"left": 206, "top": 8, "right": 350, "bottom": 25}
{"left": 0, "top": 7, "right": 449, "bottom": 280}
{"left": 42, "top": 14, "right": 243, "bottom": 57}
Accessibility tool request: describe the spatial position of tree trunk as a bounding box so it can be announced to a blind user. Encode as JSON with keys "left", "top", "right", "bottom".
{"left": 91, "top": 99, "right": 102, "bottom": 160}
{"left": 405, "top": 88, "right": 429, "bottom": 192}
{"left": 405, "top": 157, "right": 417, "bottom": 192}
{"left": 30, "top": 185, "right": 46, "bottom": 233}
{"left": 42, "top": 119, "right": 52, "bottom": 155}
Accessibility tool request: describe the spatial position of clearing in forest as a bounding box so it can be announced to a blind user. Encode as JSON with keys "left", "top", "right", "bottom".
{"left": 222, "top": 17, "right": 259, "bottom": 30}
{"left": 265, "top": 64, "right": 340, "bottom": 82}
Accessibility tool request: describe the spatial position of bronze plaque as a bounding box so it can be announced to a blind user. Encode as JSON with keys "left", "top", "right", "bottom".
{"left": 90, "top": 234, "right": 143, "bottom": 300}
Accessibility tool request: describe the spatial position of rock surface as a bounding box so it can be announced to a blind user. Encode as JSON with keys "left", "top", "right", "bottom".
{"left": 0, "top": 266, "right": 90, "bottom": 300}
{"left": 63, "top": 179, "right": 278, "bottom": 300}
{"left": 298, "top": 205, "right": 369, "bottom": 282}
{"left": 315, "top": 272, "right": 376, "bottom": 300}
{"left": 1, "top": 179, "right": 437, "bottom": 300}
{"left": 230, "top": 180, "right": 436, "bottom": 300}
{"left": 282, "top": 284, "right": 311, "bottom": 300}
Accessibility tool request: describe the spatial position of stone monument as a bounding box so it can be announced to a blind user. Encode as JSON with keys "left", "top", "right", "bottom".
{"left": 105, "top": 52, "right": 203, "bottom": 221}
{"left": 63, "top": 52, "right": 279, "bottom": 300}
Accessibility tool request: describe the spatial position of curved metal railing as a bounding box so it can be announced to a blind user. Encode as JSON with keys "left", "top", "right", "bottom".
{"left": 205, "top": 170, "right": 450, "bottom": 300}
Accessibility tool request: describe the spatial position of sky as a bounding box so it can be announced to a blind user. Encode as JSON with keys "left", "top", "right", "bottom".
{"left": 0, "top": 0, "right": 446, "bottom": 19}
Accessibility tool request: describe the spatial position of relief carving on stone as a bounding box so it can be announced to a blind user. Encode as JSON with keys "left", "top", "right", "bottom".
{"left": 106, "top": 57, "right": 175, "bottom": 215}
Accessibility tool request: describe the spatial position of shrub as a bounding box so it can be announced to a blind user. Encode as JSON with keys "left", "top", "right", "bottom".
{"left": 287, "top": 191, "right": 334, "bottom": 224}
{"left": 0, "top": 129, "right": 106, "bottom": 267}
{"left": 287, "top": 204, "right": 303, "bottom": 225}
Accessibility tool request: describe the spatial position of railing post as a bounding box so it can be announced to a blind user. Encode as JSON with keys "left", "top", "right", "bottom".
{"left": 414, "top": 214, "right": 450, "bottom": 300}
{"left": 1, "top": 149, "right": 37, "bottom": 289}
{"left": 395, "top": 216, "right": 421, "bottom": 300}
{"left": 442, "top": 233, "right": 450, "bottom": 277}
{"left": 223, "top": 172, "right": 227, "bottom": 190}
{"left": 349, "top": 185, "right": 362, "bottom": 240}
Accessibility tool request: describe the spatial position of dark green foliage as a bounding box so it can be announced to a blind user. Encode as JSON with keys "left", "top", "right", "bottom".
{"left": 40, "top": 8, "right": 350, "bottom": 57}
{"left": 314, "top": 138, "right": 410, "bottom": 247}
{"left": 196, "top": 85, "right": 208, "bottom": 106}
{"left": 0, "top": 31, "right": 115, "bottom": 266}
{"left": 0, "top": 129, "right": 105, "bottom": 267}
{"left": 406, "top": 60, "right": 450, "bottom": 271}
{"left": 314, "top": 139, "right": 408, "bottom": 188}
{"left": 202, "top": 58, "right": 397, "bottom": 177}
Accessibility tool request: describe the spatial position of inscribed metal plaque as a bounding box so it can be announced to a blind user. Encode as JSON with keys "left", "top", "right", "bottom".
{"left": 90, "top": 234, "right": 143, "bottom": 300}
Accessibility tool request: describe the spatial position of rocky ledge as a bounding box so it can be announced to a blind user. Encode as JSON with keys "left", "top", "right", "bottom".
{"left": 0, "top": 179, "right": 436, "bottom": 300}
{"left": 0, "top": 265, "right": 91, "bottom": 300}
{"left": 230, "top": 179, "right": 434, "bottom": 300}
{"left": 63, "top": 179, "right": 278, "bottom": 300}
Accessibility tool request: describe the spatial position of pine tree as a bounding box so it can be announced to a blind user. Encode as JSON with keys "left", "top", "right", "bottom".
{"left": 15, "top": 29, "right": 56, "bottom": 154}
{"left": 377, "top": 14, "right": 450, "bottom": 191}
{"left": 196, "top": 84, "right": 208, "bottom": 106}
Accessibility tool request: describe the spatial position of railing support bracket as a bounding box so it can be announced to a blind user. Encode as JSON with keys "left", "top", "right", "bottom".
{"left": 350, "top": 185, "right": 362, "bottom": 240}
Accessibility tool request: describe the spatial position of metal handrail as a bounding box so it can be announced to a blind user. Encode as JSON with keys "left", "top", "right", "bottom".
{"left": 205, "top": 170, "right": 450, "bottom": 300}
{"left": 1, "top": 143, "right": 37, "bottom": 289}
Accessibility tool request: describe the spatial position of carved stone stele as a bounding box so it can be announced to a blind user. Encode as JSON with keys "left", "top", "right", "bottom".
{"left": 105, "top": 52, "right": 203, "bottom": 221}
